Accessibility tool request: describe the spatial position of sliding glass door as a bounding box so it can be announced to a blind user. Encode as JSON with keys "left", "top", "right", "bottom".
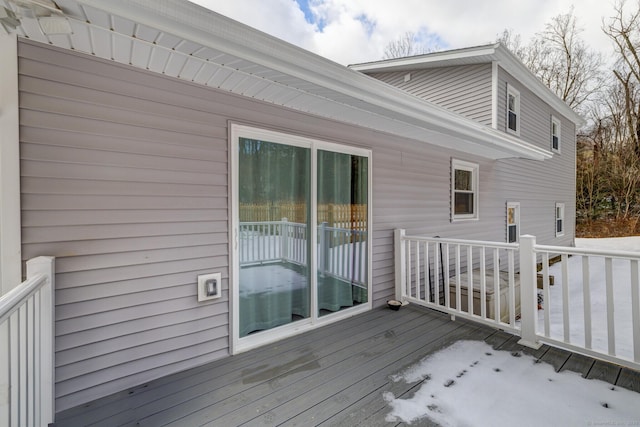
{"left": 317, "top": 150, "right": 368, "bottom": 316}
{"left": 232, "top": 125, "right": 371, "bottom": 351}
{"left": 237, "top": 138, "right": 311, "bottom": 337}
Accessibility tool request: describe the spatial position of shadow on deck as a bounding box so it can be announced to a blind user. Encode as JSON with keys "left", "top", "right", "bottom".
{"left": 56, "top": 305, "right": 640, "bottom": 426}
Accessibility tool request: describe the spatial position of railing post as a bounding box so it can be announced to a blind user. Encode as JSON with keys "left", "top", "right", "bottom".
{"left": 27, "top": 256, "right": 55, "bottom": 425}
{"left": 517, "top": 235, "right": 542, "bottom": 349}
{"left": 395, "top": 229, "right": 406, "bottom": 302}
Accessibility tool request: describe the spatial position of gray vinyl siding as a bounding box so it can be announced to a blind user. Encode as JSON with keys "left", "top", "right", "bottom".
{"left": 19, "top": 40, "right": 574, "bottom": 412}
{"left": 495, "top": 67, "right": 576, "bottom": 246}
{"left": 367, "top": 64, "right": 493, "bottom": 125}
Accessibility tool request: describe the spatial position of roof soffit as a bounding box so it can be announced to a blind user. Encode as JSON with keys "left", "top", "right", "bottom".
{"left": 3, "top": 0, "right": 552, "bottom": 160}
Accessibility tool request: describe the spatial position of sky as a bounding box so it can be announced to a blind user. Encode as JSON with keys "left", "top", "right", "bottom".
{"left": 189, "top": 0, "right": 624, "bottom": 66}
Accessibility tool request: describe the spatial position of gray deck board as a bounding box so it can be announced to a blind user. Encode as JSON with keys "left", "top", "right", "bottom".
{"left": 55, "top": 305, "right": 640, "bottom": 427}
{"left": 616, "top": 368, "right": 640, "bottom": 393}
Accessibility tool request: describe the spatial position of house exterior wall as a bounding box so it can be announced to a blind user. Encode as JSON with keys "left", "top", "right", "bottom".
{"left": 496, "top": 66, "right": 576, "bottom": 245}
{"left": 18, "top": 40, "right": 573, "bottom": 412}
{"left": 366, "top": 64, "right": 493, "bottom": 126}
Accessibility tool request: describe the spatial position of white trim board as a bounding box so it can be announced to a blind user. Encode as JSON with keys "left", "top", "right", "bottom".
{"left": 0, "top": 33, "right": 22, "bottom": 294}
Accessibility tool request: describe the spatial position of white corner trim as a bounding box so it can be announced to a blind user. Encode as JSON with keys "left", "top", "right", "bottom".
{"left": 0, "top": 34, "right": 22, "bottom": 294}
{"left": 491, "top": 61, "right": 498, "bottom": 129}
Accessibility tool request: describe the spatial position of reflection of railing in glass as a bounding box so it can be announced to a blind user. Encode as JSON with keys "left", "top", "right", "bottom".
{"left": 239, "top": 218, "right": 367, "bottom": 288}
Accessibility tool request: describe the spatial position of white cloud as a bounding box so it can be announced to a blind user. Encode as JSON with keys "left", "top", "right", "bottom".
{"left": 190, "top": 0, "right": 621, "bottom": 65}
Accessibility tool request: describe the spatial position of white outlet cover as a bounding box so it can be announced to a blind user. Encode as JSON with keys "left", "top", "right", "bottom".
{"left": 198, "top": 272, "right": 222, "bottom": 302}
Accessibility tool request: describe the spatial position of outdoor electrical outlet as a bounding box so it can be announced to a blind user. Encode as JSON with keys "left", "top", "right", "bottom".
{"left": 197, "top": 273, "right": 221, "bottom": 302}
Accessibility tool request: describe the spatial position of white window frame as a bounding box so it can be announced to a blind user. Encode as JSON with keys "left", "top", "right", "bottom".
{"left": 506, "top": 84, "right": 520, "bottom": 136}
{"left": 551, "top": 116, "right": 561, "bottom": 153}
{"left": 451, "top": 159, "right": 479, "bottom": 221}
{"left": 229, "top": 124, "right": 373, "bottom": 354}
{"left": 555, "top": 202, "right": 565, "bottom": 237}
{"left": 506, "top": 201, "right": 520, "bottom": 243}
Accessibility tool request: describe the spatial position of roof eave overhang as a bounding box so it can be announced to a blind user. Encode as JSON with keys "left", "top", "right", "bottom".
{"left": 351, "top": 43, "right": 584, "bottom": 127}
{"left": 5, "top": 0, "right": 550, "bottom": 160}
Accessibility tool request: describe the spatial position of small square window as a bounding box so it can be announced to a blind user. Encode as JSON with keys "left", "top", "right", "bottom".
{"left": 551, "top": 116, "right": 561, "bottom": 153}
{"left": 555, "top": 203, "right": 565, "bottom": 237}
{"left": 451, "top": 159, "right": 479, "bottom": 220}
{"left": 507, "top": 202, "right": 520, "bottom": 243}
{"left": 506, "top": 84, "right": 520, "bottom": 136}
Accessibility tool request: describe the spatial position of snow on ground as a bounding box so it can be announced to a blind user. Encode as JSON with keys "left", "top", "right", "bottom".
{"left": 540, "top": 236, "right": 640, "bottom": 361}
{"left": 386, "top": 237, "right": 640, "bottom": 426}
{"left": 385, "top": 340, "right": 640, "bottom": 427}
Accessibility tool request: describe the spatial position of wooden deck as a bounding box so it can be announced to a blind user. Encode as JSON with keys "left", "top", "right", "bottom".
{"left": 55, "top": 305, "right": 640, "bottom": 427}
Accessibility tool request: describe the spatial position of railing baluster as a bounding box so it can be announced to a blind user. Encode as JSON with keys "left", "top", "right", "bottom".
{"left": 10, "top": 313, "right": 19, "bottom": 427}
{"left": 405, "top": 238, "right": 412, "bottom": 298}
{"left": 493, "top": 248, "right": 500, "bottom": 324}
{"left": 424, "top": 242, "right": 430, "bottom": 303}
{"left": 542, "top": 252, "right": 550, "bottom": 337}
{"left": 631, "top": 259, "right": 640, "bottom": 362}
{"left": 582, "top": 256, "right": 592, "bottom": 350}
{"left": 415, "top": 242, "right": 421, "bottom": 301}
{"left": 562, "top": 253, "right": 570, "bottom": 343}
{"left": 455, "top": 244, "right": 461, "bottom": 313}
{"left": 605, "top": 257, "right": 615, "bottom": 356}
{"left": 467, "top": 246, "right": 473, "bottom": 317}
{"left": 480, "top": 246, "right": 486, "bottom": 319}
{"left": 441, "top": 243, "right": 447, "bottom": 309}
{"left": 19, "top": 305, "right": 27, "bottom": 425}
{"left": 508, "top": 249, "right": 515, "bottom": 326}
{"left": 27, "top": 298, "right": 34, "bottom": 427}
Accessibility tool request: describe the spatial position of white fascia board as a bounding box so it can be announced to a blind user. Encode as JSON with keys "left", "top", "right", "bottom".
{"left": 68, "top": 0, "right": 548, "bottom": 160}
{"left": 349, "top": 44, "right": 499, "bottom": 72}
{"left": 0, "top": 33, "right": 22, "bottom": 294}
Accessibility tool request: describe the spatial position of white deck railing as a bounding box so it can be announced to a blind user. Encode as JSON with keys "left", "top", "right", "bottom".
{"left": 0, "top": 257, "right": 55, "bottom": 427}
{"left": 394, "top": 230, "right": 521, "bottom": 334}
{"left": 395, "top": 230, "right": 640, "bottom": 371}
{"left": 240, "top": 219, "right": 367, "bottom": 288}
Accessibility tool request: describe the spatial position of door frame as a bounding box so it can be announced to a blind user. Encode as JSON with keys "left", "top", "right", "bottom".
{"left": 229, "top": 123, "right": 373, "bottom": 354}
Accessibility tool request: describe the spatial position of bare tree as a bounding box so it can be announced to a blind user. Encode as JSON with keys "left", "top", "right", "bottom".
{"left": 498, "top": 9, "right": 603, "bottom": 113}
{"left": 382, "top": 31, "right": 430, "bottom": 59}
{"left": 603, "top": 0, "right": 640, "bottom": 156}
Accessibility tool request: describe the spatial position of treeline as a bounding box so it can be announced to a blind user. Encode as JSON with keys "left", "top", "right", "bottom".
{"left": 497, "top": 1, "right": 640, "bottom": 236}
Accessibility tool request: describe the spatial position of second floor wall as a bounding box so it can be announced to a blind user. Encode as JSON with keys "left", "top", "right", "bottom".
{"left": 364, "top": 63, "right": 576, "bottom": 155}
{"left": 367, "top": 64, "right": 493, "bottom": 126}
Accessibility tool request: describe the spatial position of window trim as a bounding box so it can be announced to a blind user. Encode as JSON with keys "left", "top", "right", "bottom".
{"left": 555, "top": 202, "right": 565, "bottom": 237}
{"left": 551, "top": 116, "right": 561, "bottom": 153}
{"left": 506, "top": 201, "right": 520, "bottom": 243}
{"left": 506, "top": 84, "right": 520, "bottom": 136}
{"left": 451, "top": 159, "right": 479, "bottom": 221}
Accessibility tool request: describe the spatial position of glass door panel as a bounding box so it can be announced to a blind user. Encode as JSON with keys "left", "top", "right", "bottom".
{"left": 317, "top": 150, "right": 368, "bottom": 317}
{"left": 238, "top": 138, "right": 311, "bottom": 337}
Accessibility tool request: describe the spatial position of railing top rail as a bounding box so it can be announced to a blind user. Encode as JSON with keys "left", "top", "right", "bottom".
{"left": 400, "top": 234, "right": 518, "bottom": 250}
{"left": 0, "top": 273, "right": 48, "bottom": 324}
{"left": 535, "top": 244, "right": 640, "bottom": 261}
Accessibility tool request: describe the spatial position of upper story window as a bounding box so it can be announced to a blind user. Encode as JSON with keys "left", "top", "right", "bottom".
{"left": 451, "top": 159, "right": 479, "bottom": 221}
{"left": 506, "top": 84, "right": 520, "bottom": 136}
{"left": 555, "top": 202, "right": 565, "bottom": 237}
{"left": 551, "top": 116, "right": 561, "bottom": 153}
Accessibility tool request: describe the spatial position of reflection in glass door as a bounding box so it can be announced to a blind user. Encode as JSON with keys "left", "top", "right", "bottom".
{"left": 233, "top": 125, "right": 371, "bottom": 349}
{"left": 238, "top": 138, "right": 310, "bottom": 337}
{"left": 317, "top": 150, "right": 368, "bottom": 316}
